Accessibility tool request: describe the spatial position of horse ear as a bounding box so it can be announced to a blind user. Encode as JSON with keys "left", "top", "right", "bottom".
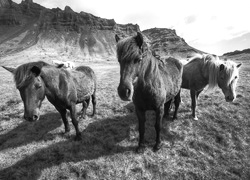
{"left": 220, "top": 64, "right": 225, "bottom": 71}
{"left": 115, "top": 34, "right": 120, "bottom": 43}
{"left": 30, "top": 66, "right": 41, "bottom": 77}
{"left": 57, "top": 64, "right": 65, "bottom": 68}
{"left": 135, "top": 32, "right": 143, "bottom": 48}
{"left": 237, "top": 63, "right": 242, "bottom": 68}
{"left": 2, "top": 66, "right": 16, "bottom": 74}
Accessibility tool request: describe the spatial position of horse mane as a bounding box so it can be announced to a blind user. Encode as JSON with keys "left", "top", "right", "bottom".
{"left": 117, "top": 36, "right": 139, "bottom": 63}
{"left": 14, "top": 61, "right": 48, "bottom": 89}
{"left": 203, "top": 54, "right": 237, "bottom": 90}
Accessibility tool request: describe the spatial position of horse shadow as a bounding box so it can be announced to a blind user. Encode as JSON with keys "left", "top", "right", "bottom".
{"left": 0, "top": 112, "right": 62, "bottom": 151}
{"left": 0, "top": 113, "right": 137, "bottom": 179}
{"left": 0, "top": 108, "right": 184, "bottom": 179}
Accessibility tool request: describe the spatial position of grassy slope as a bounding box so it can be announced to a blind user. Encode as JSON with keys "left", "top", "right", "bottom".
{"left": 0, "top": 55, "right": 249, "bottom": 180}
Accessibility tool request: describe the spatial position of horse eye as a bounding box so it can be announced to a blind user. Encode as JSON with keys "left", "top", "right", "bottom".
{"left": 35, "top": 84, "right": 42, "bottom": 89}
{"left": 135, "top": 58, "right": 142, "bottom": 64}
{"left": 235, "top": 76, "right": 238, "bottom": 79}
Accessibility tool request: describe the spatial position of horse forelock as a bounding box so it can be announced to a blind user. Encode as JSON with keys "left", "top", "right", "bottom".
{"left": 116, "top": 36, "right": 140, "bottom": 63}
{"left": 14, "top": 61, "right": 47, "bottom": 89}
{"left": 205, "top": 55, "right": 238, "bottom": 89}
{"left": 223, "top": 60, "right": 239, "bottom": 85}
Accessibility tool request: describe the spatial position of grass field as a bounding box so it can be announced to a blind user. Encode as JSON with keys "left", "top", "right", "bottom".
{"left": 0, "top": 53, "right": 249, "bottom": 180}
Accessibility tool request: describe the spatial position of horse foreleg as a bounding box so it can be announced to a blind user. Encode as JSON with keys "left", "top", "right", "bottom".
{"left": 173, "top": 90, "right": 181, "bottom": 120}
{"left": 56, "top": 107, "right": 70, "bottom": 133}
{"left": 69, "top": 103, "right": 82, "bottom": 140}
{"left": 190, "top": 90, "right": 198, "bottom": 120}
{"left": 154, "top": 105, "right": 164, "bottom": 152}
{"left": 91, "top": 93, "right": 96, "bottom": 117}
{"left": 135, "top": 108, "right": 146, "bottom": 153}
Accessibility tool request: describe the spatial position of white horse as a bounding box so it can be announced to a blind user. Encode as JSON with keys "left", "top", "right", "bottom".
{"left": 65, "top": 61, "right": 75, "bottom": 69}
{"left": 52, "top": 60, "right": 75, "bottom": 69}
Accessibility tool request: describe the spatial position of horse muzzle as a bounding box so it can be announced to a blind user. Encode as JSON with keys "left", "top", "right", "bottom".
{"left": 118, "top": 83, "right": 133, "bottom": 101}
{"left": 24, "top": 110, "right": 40, "bottom": 122}
{"left": 225, "top": 95, "right": 235, "bottom": 102}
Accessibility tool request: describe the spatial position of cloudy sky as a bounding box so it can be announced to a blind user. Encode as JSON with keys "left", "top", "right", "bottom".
{"left": 13, "top": 0, "right": 250, "bottom": 55}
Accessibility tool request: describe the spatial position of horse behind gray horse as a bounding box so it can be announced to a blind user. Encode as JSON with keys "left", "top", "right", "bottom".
{"left": 178, "top": 54, "right": 241, "bottom": 120}
{"left": 2, "top": 61, "right": 96, "bottom": 140}
{"left": 116, "top": 32, "right": 183, "bottom": 152}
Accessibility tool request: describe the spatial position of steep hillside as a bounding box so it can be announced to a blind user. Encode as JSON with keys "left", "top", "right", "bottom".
{"left": 0, "top": 0, "right": 202, "bottom": 61}
{"left": 143, "top": 28, "right": 204, "bottom": 59}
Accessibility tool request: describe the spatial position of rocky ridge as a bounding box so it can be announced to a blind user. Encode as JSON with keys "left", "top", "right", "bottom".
{"left": 0, "top": 0, "right": 202, "bottom": 61}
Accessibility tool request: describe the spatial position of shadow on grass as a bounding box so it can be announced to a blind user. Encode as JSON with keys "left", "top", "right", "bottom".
{"left": 0, "top": 112, "right": 62, "bottom": 151}
{"left": 0, "top": 113, "right": 136, "bottom": 179}
{"left": 0, "top": 108, "right": 184, "bottom": 179}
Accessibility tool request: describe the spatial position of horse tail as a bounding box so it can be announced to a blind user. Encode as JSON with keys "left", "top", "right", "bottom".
{"left": 91, "top": 69, "right": 97, "bottom": 117}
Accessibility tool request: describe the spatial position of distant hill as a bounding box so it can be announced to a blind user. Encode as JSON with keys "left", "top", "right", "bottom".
{"left": 0, "top": 0, "right": 203, "bottom": 61}
{"left": 223, "top": 48, "right": 250, "bottom": 56}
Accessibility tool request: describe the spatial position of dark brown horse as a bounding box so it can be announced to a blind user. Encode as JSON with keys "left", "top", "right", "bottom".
{"left": 115, "top": 32, "right": 183, "bottom": 152}
{"left": 2, "top": 61, "right": 96, "bottom": 140}
{"left": 179, "top": 54, "right": 242, "bottom": 120}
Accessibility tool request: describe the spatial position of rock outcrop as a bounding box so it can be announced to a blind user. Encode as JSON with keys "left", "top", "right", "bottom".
{"left": 143, "top": 28, "right": 203, "bottom": 59}
{"left": 0, "top": 0, "right": 202, "bottom": 61}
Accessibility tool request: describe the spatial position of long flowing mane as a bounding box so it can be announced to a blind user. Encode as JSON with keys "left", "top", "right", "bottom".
{"left": 14, "top": 61, "right": 48, "bottom": 89}
{"left": 189, "top": 54, "right": 238, "bottom": 90}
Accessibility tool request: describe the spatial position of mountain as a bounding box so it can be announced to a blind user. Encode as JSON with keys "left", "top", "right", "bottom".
{"left": 221, "top": 48, "right": 250, "bottom": 62}
{"left": 143, "top": 28, "right": 203, "bottom": 59}
{"left": 223, "top": 48, "right": 250, "bottom": 56}
{"left": 0, "top": 0, "right": 202, "bottom": 61}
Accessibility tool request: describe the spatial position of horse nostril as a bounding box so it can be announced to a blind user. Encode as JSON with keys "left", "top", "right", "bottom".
{"left": 33, "top": 115, "right": 39, "bottom": 121}
{"left": 125, "top": 88, "right": 131, "bottom": 97}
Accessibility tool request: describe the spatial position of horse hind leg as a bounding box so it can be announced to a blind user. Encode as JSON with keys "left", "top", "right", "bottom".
{"left": 91, "top": 92, "right": 96, "bottom": 117}
{"left": 173, "top": 91, "right": 181, "bottom": 120}
{"left": 80, "top": 98, "right": 90, "bottom": 119}
{"left": 163, "top": 100, "right": 172, "bottom": 119}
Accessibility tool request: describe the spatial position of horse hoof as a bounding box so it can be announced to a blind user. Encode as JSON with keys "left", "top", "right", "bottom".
{"left": 79, "top": 114, "right": 86, "bottom": 119}
{"left": 74, "top": 134, "right": 82, "bottom": 141}
{"left": 65, "top": 128, "right": 70, "bottom": 133}
{"left": 193, "top": 117, "right": 198, "bottom": 121}
{"left": 136, "top": 146, "right": 145, "bottom": 153}
{"left": 153, "top": 143, "right": 162, "bottom": 152}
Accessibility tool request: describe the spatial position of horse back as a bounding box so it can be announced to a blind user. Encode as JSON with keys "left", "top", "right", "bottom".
{"left": 161, "top": 57, "right": 183, "bottom": 88}
{"left": 157, "top": 57, "right": 183, "bottom": 101}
